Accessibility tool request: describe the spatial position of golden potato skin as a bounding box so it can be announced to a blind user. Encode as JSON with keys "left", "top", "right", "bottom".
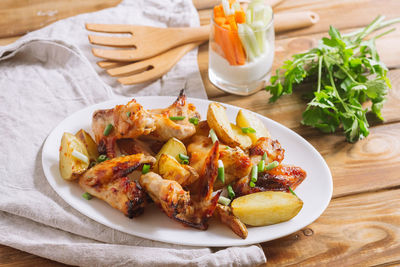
{"left": 231, "top": 191, "right": 303, "bottom": 226}
{"left": 158, "top": 154, "right": 199, "bottom": 186}
{"left": 236, "top": 109, "right": 271, "bottom": 144}
{"left": 75, "top": 129, "right": 99, "bottom": 163}
{"left": 207, "top": 102, "right": 251, "bottom": 150}
{"left": 154, "top": 137, "right": 187, "bottom": 171}
{"left": 59, "top": 132, "right": 89, "bottom": 181}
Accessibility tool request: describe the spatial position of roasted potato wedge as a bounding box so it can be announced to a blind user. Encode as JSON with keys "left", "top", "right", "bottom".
{"left": 207, "top": 102, "right": 251, "bottom": 150}
{"left": 236, "top": 109, "right": 271, "bottom": 144}
{"left": 59, "top": 132, "right": 89, "bottom": 181}
{"left": 154, "top": 137, "right": 187, "bottom": 171}
{"left": 231, "top": 191, "right": 303, "bottom": 226}
{"left": 158, "top": 154, "right": 199, "bottom": 186}
{"left": 75, "top": 129, "right": 99, "bottom": 163}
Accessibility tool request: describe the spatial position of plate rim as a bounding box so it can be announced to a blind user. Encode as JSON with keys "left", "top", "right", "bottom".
{"left": 42, "top": 95, "right": 333, "bottom": 247}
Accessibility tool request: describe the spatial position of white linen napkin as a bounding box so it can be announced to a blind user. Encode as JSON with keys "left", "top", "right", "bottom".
{"left": 0, "top": 0, "right": 267, "bottom": 266}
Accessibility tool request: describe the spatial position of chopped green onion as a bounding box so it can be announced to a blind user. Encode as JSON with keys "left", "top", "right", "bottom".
{"left": 181, "top": 159, "right": 189, "bottom": 165}
{"left": 262, "top": 152, "right": 267, "bottom": 161}
{"left": 288, "top": 186, "right": 297, "bottom": 197}
{"left": 82, "top": 192, "right": 92, "bottom": 200}
{"left": 241, "top": 127, "right": 256, "bottom": 134}
{"left": 227, "top": 184, "right": 235, "bottom": 199}
{"left": 218, "top": 195, "right": 231, "bottom": 206}
{"left": 209, "top": 129, "right": 218, "bottom": 143}
{"left": 71, "top": 149, "right": 89, "bottom": 164}
{"left": 178, "top": 153, "right": 189, "bottom": 161}
{"left": 189, "top": 117, "right": 199, "bottom": 125}
{"left": 89, "top": 161, "right": 97, "bottom": 168}
{"left": 97, "top": 154, "right": 108, "bottom": 162}
{"left": 225, "top": 146, "right": 230, "bottom": 150}
{"left": 103, "top": 123, "right": 113, "bottom": 136}
{"left": 257, "top": 160, "right": 265, "bottom": 173}
{"left": 169, "top": 116, "right": 185, "bottom": 121}
{"left": 251, "top": 165, "right": 258, "bottom": 183}
{"left": 249, "top": 181, "right": 256, "bottom": 188}
{"left": 218, "top": 160, "right": 225, "bottom": 183}
{"left": 126, "top": 111, "right": 131, "bottom": 118}
{"left": 142, "top": 164, "right": 150, "bottom": 174}
{"left": 265, "top": 161, "right": 279, "bottom": 171}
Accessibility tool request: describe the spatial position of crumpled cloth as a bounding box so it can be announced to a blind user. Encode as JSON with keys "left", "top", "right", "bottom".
{"left": 0, "top": 0, "right": 266, "bottom": 266}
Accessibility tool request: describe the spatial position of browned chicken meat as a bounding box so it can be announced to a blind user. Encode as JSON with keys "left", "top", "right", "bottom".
{"left": 91, "top": 90, "right": 200, "bottom": 158}
{"left": 139, "top": 142, "right": 221, "bottom": 230}
{"left": 214, "top": 204, "right": 248, "bottom": 239}
{"left": 187, "top": 135, "right": 251, "bottom": 189}
{"left": 233, "top": 164, "right": 307, "bottom": 196}
{"left": 145, "top": 90, "right": 200, "bottom": 142}
{"left": 249, "top": 137, "right": 285, "bottom": 166}
{"left": 79, "top": 154, "right": 156, "bottom": 218}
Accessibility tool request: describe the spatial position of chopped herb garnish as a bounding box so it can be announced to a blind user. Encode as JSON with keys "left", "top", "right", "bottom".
{"left": 265, "top": 161, "right": 279, "bottom": 171}
{"left": 288, "top": 186, "right": 297, "bottom": 197}
{"left": 257, "top": 160, "right": 265, "bottom": 172}
{"left": 209, "top": 129, "right": 218, "bottom": 143}
{"left": 251, "top": 165, "right": 258, "bottom": 182}
{"left": 169, "top": 116, "right": 186, "bottom": 121}
{"left": 142, "top": 164, "right": 151, "bottom": 174}
{"left": 218, "top": 160, "right": 225, "bottom": 183}
{"left": 82, "top": 192, "right": 92, "bottom": 200}
{"left": 126, "top": 111, "right": 131, "bottom": 118}
{"left": 241, "top": 127, "right": 256, "bottom": 134}
{"left": 249, "top": 181, "right": 255, "bottom": 188}
{"left": 103, "top": 123, "right": 113, "bottom": 136}
{"left": 227, "top": 184, "right": 235, "bottom": 199}
{"left": 218, "top": 195, "right": 231, "bottom": 206}
{"left": 189, "top": 117, "right": 199, "bottom": 125}
{"left": 181, "top": 159, "right": 189, "bottom": 165}
{"left": 262, "top": 152, "right": 267, "bottom": 161}
{"left": 97, "top": 154, "right": 108, "bottom": 162}
{"left": 178, "top": 153, "right": 189, "bottom": 161}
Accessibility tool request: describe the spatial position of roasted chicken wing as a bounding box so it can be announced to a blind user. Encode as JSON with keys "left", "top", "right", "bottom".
{"left": 79, "top": 154, "right": 156, "bottom": 218}
{"left": 139, "top": 142, "right": 221, "bottom": 230}
{"left": 214, "top": 204, "right": 248, "bottom": 239}
{"left": 233, "top": 164, "right": 306, "bottom": 196}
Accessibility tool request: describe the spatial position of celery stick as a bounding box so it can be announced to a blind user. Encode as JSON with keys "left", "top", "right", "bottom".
{"left": 246, "top": 9, "right": 252, "bottom": 24}
{"left": 243, "top": 24, "right": 260, "bottom": 57}
{"left": 238, "top": 24, "right": 255, "bottom": 62}
{"left": 251, "top": 21, "right": 265, "bottom": 53}
{"left": 222, "top": 0, "right": 233, "bottom": 15}
{"left": 231, "top": 2, "right": 240, "bottom": 12}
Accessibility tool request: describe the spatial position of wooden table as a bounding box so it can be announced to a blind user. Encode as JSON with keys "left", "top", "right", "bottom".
{"left": 1, "top": 0, "right": 400, "bottom": 266}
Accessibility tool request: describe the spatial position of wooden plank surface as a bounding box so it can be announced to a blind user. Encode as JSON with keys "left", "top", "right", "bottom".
{"left": 1, "top": 0, "right": 400, "bottom": 266}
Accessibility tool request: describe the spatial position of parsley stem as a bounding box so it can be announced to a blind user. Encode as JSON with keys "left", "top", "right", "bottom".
{"left": 317, "top": 56, "right": 323, "bottom": 92}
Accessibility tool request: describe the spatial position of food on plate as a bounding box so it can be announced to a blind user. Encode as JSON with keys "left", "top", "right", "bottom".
{"left": 75, "top": 129, "right": 99, "bottom": 164}
{"left": 214, "top": 204, "right": 248, "bottom": 239}
{"left": 58, "top": 91, "right": 307, "bottom": 238}
{"left": 140, "top": 141, "right": 220, "bottom": 230}
{"left": 79, "top": 154, "right": 155, "bottom": 218}
{"left": 59, "top": 132, "right": 90, "bottom": 180}
{"left": 154, "top": 137, "right": 187, "bottom": 171}
{"left": 231, "top": 191, "right": 303, "bottom": 226}
{"left": 236, "top": 109, "right": 270, "bottom": 143}
{"left": 158, "top": 154, "right": 199, "bottom": 186}
{"left": 207, "top": 102, "right": 252, "bottom": 149}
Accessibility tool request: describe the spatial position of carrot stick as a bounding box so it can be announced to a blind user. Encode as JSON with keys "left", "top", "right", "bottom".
{"left": 235, "top": 10, "right": 246, "bottom": 24}
{"left": 219, "top": 24, "right": 237, "bottom": 65}
{"left": 213, "top": 5, "right": 225, "bottom": 18}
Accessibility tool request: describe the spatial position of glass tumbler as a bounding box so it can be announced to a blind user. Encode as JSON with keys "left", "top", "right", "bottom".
{"left": 208, "top": 11, "right": 275, "bottom": 96}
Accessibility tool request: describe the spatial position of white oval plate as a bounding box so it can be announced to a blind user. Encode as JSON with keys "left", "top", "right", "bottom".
{"left": 42, "top": 96, "right": 332, "bottom": 247}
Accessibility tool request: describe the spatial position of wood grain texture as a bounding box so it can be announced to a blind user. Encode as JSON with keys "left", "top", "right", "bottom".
{"left": 262, "top": 188, "right": 400, "bottom": 266}
{"left": 0, "top": 0, "right": 121, "bottom": 38}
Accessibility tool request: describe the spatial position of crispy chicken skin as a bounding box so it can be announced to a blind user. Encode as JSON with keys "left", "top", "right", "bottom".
{"left": 233, "top": 164, "right": 307, "bottom": 196}
{"left": 249, "top": 137, "right": 285, "bottom": 166}
{"left": 79, "top": 154, "right": 156, "bottom": 218}
{"left": 145, "top": 90, "right": 200, "bottom": 142}
{"left": 91, "top": 90, "right": 199, "bottom": 158}
{"left": 187, "top": 135, "right": 251, "bottom": 189}
{"left": 214, "top": 204, "right": 248, "bottom": 239}
{"left": 139, "top": 142, "right": 221, "bottom": 230}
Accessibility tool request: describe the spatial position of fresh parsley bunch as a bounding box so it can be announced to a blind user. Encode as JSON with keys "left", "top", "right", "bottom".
{"left": 266, "top": 16, "right": 400, "bottom": 142}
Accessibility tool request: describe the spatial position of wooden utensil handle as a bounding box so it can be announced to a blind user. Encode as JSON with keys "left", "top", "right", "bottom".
{"left": 274, "top": 11, "right": 319, "bottom": 33}
{"left": 174, "top": 25, "right": 210, "bottom": 44}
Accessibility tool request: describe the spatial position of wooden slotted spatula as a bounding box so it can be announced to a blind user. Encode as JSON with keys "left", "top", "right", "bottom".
{"left": 99, "top": 41, "right": 204, "bottom": 85}
{"left": 86, "top": 24, "right": 209, "bottom": 62}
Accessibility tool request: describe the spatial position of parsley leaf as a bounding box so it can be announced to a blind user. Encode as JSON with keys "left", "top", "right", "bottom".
{"left": 266, "top": 15, "right": 400, "bottom": 142}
